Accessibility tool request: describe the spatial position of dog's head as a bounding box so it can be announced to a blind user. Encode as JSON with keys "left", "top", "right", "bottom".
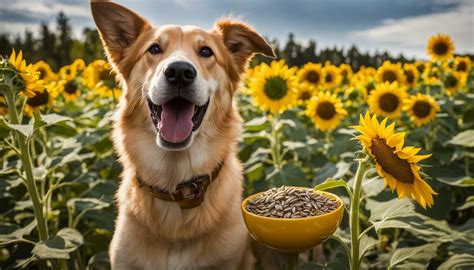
{"left": 91, "top": 1, "right": 274, "bottom": 151}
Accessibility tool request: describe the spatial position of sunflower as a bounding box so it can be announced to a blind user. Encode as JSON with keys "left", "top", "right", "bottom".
{"left": 368, "top": 82, "right": 407, "bottom": 119}
{"left": 339, "top": 64, "right": 353, "bottom": 83}
{"left": 403, "top": 94, "right": 440, "bottom": 126}
{"left": 71, "top": 58, "right": 86, "bottom": 71}
{"left": 305, "top": 91, "right": 347, "bottom": 131}
{"left": 9, "top": 50, "right": 45, "bottom": 97}
{"left": 61, "top": 79, "right": 82, "bottom": 102}
{"left": 0, "top": 96, "right": 8, "bottom": 115}
{"left": 352, "top": 67, "right": 377, "bottom": 97}
{"left": 83, "top": 60, "right": 116, "bottom": 89}
{"left": 95, "top": 86, "right": 122, "bottom": 101}
{"left": 24, "top": 81, "right": 60, "bottom": 117}
{"left": 415, "top": 61, "right": 427, "bottom": 74}
{"left": 443, "top": 71, "right": 467, "bottom": 96}
{"left": 344, "top": 86, "right": 364, "bottom": 105}
{"left": 248, "top": 60, "right": 298, "bottom": 113}
{"left": 454, "top": 56, "right": 472, "bottom": 73}
{"left": 296, "top": 82, "right": 317, "bottom": 104}
{"left": 422, "top": 63, "right": 442, "bottom": 85}
{"left": 377, "top": 61, "right": 406, "bottom": 85}
{"left": 351, "top": 113, "right": 436, "bottom": 208}
{"left": 59, "top": 64, "right": 77, "bottom": 81}
{"left": 33, "top": 60, "right": 56, "bottom": 82}
{"left": 427, "top": 34, "right": 455, "bottom": 62}
{"left": 403, "top": 63, "right": 419, "bottom": 88}
{"left": 322, "top": 64, "right": 342, "bottom": 89}
{"left": 297, "top": 63, "right": 323, "bottom": 87}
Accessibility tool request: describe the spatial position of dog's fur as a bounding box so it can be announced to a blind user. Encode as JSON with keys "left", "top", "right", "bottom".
{"left": 90, "top": 1, "right": 274, "bottom": 269}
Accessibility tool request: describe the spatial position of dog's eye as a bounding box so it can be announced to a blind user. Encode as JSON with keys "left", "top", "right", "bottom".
{"left": 148, "top": 44, "right": 162, "bottom": 55}
{"left": 198, "top": 46, "right": 214, "bottom": 57}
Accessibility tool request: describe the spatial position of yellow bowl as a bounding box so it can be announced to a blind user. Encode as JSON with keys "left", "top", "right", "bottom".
{"left": 241, "top": 187, "right": 344, "bottom": 253}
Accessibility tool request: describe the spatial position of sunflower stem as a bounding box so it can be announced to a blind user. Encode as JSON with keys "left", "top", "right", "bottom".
{"left": 4, "top": 87, "right": 49, "bottom": 242}
{"left": 270, "top": 113, "right": 283, "bottom": 170}
{"left": 286, "top": 253, "right": 298, "bottom": 270}
{"left": 464, "top": 153, "right": 470, "bottom": 177}
{"left": 350, "top": 156, "right": 368, "bottom": 270}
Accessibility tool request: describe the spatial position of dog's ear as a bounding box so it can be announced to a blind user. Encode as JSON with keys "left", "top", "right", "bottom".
{"left": 90, "top": 0, "right": 150, "bottom": 66}
{"left": 216, "top": 20, "right": 275, "bottom": 72}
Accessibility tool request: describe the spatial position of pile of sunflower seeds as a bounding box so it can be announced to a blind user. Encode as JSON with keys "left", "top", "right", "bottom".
{"left": 246, "top": 186, "right": 340, "bottom": 218}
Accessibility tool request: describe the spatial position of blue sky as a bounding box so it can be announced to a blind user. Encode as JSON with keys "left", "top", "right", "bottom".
{"left": 0, "top": 0, "right": 472, "bottom": 59}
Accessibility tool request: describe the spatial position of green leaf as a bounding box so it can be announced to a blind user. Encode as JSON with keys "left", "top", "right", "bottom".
{"left": 359, "top": 234, "right": 378, "bottom": 260}
{"left": 438, "top": 254, "right": 474, "bottom": 270}
{"left": 448, "top": 130, "right": 474, "bottom": 147}
{"left": 267, "top": 163, "right": 307, "bottom": 186}
{"left": 368, "top": 198, "right": 456, "bottom": 242}
{"left": 32, "top": 228, "right": 84, "bottom": 259}
{"left": 67, "top": 198, "right": 110, "bottom": 213}
{"left": 388, "top": 242, "right": 440, "bottom": 269}
{"left": 458, "top": 196, "right": 474, "bottom": 210}
{"left": 437, "top": 176, "right": 474, "bottom": 187}
{"left": 86, "top": 251, "right": 110, "bottom": 270}
{"left": 8, "top": 123, "right": 33, "bottom": 137}
{"left": 245, "top": 163, "right": 265, "bottom": 182}
{"left": 0, "top": 220, "right": 36, "bottom": 246}
{"left": 314, "top": 178, "right": 351, "bottom": 196}
{"left": 34, "top": 113, "right": 72, "bottom": 130}
{"left": 244, "top": 116, "right": 269, "bottom": 132}
{"left": 361, "top": 175, "right": 385, "bottom": 198}
{"left": 368, "top": 198, "right": 415, "bottom": 223}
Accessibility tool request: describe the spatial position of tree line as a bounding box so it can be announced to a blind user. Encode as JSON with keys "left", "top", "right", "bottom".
{"left": 1, "top": 12, "right": 464, "bottom": 72}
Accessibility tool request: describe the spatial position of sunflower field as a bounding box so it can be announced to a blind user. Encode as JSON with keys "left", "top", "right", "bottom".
{"left": 0, "top": 34, "right": 473, "bottom": 269}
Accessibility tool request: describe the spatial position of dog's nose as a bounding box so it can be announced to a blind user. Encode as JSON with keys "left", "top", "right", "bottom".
{"left": 164, "top": 61, "right": 196, "bottom": 87}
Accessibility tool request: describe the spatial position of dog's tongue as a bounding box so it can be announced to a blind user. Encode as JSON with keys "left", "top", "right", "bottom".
{"left": 159, "top": 98, "right": 195, "bottom": 143}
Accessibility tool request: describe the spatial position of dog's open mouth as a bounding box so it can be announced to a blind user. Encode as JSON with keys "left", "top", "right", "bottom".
{"left": 147, "top": 97, "right": 210, "bottom": 144}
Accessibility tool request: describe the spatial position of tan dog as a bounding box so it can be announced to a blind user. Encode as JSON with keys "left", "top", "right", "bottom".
{"left": 90, "top": 1, "right": 274, "bottom": 269}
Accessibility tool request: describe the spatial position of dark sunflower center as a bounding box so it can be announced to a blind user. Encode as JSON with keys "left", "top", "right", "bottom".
{"left": 379, "top": 93, "right": 399, "bottom": 112}
{"left": 99, "top": 69, "right": 115, "bottom": 81}
{"left": 405, "top": 71, "right": 414, "bottom": 84}
{"left": 325, "top": 74, "right": 333, "bottom": 83}
{"left": 413, "top": 100, "right": 431, "bottom": 118}
{"left": 27, "top": 90, "right": 49, "bottom": 107}
{"left": 433, "top": 42, "right": 448, "bottom": 55}
{"left": 65, "top": 81, "right": 78, "bottom": 94}
{"left": 416, "top": 64, "right": 425, "bottom": 74}
{"left": 371, "top": 137, "right": 414, "bottom": 184}
{"left": 37, "top": 68, "right": 46, "bottom": 80}
{"left": 341, "top": 70, "right": 348, "bottom": 77}
{"left": 263, "top": 76, "right": 288, "bottom": 100}
{"left": 457, "top": 61, "right": 467, "bottom": 72}
{"left": 299, "top": 91, "right": 312, "bottom": 101}
{"left": 306, "top": 71, "right": 320, "bottom": 83}
{"left": 445, "top": 75, "right": 458, "bottom": 88}
{"left": 316, "top": 101, "right": 336, "bottom": 120}
{"left": 382, "top": 70, "right": 397, "bottom": 83}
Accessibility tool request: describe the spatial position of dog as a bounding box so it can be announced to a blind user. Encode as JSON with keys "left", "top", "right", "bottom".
{"left": 90, "top": 1, "right": 275, "bottom": 269}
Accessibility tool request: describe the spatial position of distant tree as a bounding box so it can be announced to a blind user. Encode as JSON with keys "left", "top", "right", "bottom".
{"left": 39, "top": 22, "right": 57, "bottom": 68}
{"left": 0, "top": 34, "right": 12, "bottom": 55}
{"left": 55, "top": 12, "right": 73, "bottom": 67}
{"left": 23, "top": 30, "right": 35, "bottom": 61}
{"left": 82, "top": 28, "right": 104, "bottom": 62}
{"left": 302, "top": 40, "right": 318, "bottom": 64}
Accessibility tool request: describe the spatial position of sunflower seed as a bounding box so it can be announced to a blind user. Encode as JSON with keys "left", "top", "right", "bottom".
{"left": 246, "top": 186, "right": 340, "bottom": 219}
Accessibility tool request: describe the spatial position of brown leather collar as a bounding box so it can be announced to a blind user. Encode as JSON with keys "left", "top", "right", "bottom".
{"left": 135, "top": 161, "right": 224, "bottom": 209}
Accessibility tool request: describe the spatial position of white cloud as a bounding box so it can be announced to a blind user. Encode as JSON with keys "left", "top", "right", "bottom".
{"left": 0, "top": 22, "right": 41, "bottom": 36}
{"left": 349, "top": 1, "right": 474, "bottom": 59}
{"left": 1, "top": 0, "right": 89, "bottom": 19}
{"left": 0, "top": 0, "right": 90, "bottom": 37}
